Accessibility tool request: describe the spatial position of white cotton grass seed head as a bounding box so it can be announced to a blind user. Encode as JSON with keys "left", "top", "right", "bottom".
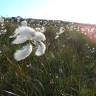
{"left": 10, "top": 20, "right": 46, "bottom": 61}
{"left": 35, "top": 27, "right": 46, "bottom": 33}
{"left": 0, "top": 16, "right": 4, "bottom": 23}
{"left": 11, "top": 26, "right": 36, "bottom": 44}
{"left": 26, "top": 63, "right": 32, "bottom": 68}
{"left": 35, "top": 41, "right": 46, "bottom": 56}
{"left": 55, "top": 35, "right": 59, "bottom": 39}
{"left": 12, "top": 35, "right": 28, "bottom": 44}
{"left": 1, "top": 23, "right": 4, "bottom": 27}
{"left": 33, "top": 32, "right": 46, "bottom": 41}
{"left": 41, "top": 26, "right": 46, "bottom": 33}
{"left": 35, "top": 27, "right": 41, "bottom": 32}
{"left": 2, "top": 29, "right": 7, "bottom": 33}
{"left": 21, "top": 20, "right": 27, "bottom": 26}
{"left": 0, "top": 50, "right": 2, "bottom": 53}
{"left": 56, "top": 27, "right": 64, "bottom": 35}
{"left": 14, "top": 43, "right": 32, "bottom": 61}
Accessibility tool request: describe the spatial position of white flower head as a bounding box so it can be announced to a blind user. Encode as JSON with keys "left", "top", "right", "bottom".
{"left": 14, "top": 43, "right": 32, "bottom": 61}
{"left": 35, "top": 41, "right": 46, "bottom": 56}
{"left": 55, "top": 27, "right": 65, "bottom": 39}
{"left": 0, "top": 16, "right": 4, "bottom": 23}
{"left": 21, "top": 20, "right": 27, "bottom": 26}
{"left": 35, "top": 26, "right": 46, "bottom": 33}
{"left": 56, "top": 27, "right": 65, "bottom": 35}
{"left": 10, "top": 20, "right": 46, "bottom": 61}
{"left": 41, "top": 26, "right": 46, "bottom": 33}
{"left": 55, "top": 35, "right": 59, "bottom": 39}
{"left": 33, "top": 32, "right": 46, "bottom": 41}
{"left": 17, "top": 16, "right": 21, "bottom": 23}
{"left": 10, "top": 26, "right": 36, "bottom": 44}
{"left": 35, "top": 27, "right": 41, "bottom": 32}
{"left": 0, "top": 50, "right": 2, "bottom": 53}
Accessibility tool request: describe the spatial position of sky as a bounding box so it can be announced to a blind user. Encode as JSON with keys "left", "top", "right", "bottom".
{"left": 0, "top": 0, "right": 96, "bottom": 24}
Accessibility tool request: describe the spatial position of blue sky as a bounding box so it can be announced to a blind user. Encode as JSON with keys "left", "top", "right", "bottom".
{"left": 0, "top": 0, "right": 96, "bottom": 24}
{"left": 0, "top": 0, "right": 47, "bottom": 17}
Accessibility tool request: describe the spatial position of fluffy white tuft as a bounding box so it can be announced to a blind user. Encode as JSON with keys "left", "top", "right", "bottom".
{"left": 55, "top": 35, "right": 59, "bottom": 39}
{"left": 56, "top": 27, "right": 64, "bottom": 35}
{"left": 0, "top": 17, "right": 4, "bottom": 23}
{"left": 35, "top": 42, "right": 46, "bottom": 56}
{"left": 35, "top": 27, "right": 41, "bottom": 32}
{"left": 35, "top": 27, "right": 45, "bottom": 33}
{"left": 11, "top": 26, "right": 36, "bottom": 44}
{"left": 41, "top": 26, "right": 46, "bottom": 33}
{"left": 33, "top": 32, "right": 46, "bottom": 41}
{"left": 12, "top": 35, "right": 28, "bottom": 44}
{"left": 21, "top": 20, "right": 27, "bottom": 26}
{"left": 14, "top": 43, "right": 32, "bottom": 61}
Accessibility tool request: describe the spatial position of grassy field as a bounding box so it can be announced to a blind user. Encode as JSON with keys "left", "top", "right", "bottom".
{"left": 0, "top": 19, "right": 96, "bottom": 96}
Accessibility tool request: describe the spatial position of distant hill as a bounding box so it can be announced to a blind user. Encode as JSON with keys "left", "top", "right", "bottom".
{"left": 76, "top": 23, "right": 96, "bottom": 43}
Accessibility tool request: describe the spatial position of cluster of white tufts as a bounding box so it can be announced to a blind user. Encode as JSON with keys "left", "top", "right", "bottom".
{"left": 55, "top": 27, "right": 65, "bottom": 39}
{"left": 0, "top": 16, "right": 7, "bottom": 35}
{"left": 10, "top": 20, "right": 46, "bottom": 61}
{"left": 35, "top": 26, "right": 46, "bottom": 33}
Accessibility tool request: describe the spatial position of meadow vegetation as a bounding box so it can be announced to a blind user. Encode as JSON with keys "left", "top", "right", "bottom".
{"left": 0, "top": 18, "right": 96, "bottom": 96}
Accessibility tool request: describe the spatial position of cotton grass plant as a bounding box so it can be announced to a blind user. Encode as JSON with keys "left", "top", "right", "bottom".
{"left": 10, "top": 20, "right": 46, "bottom": 61}
{"left": 0, "top": 20, "right": 47, "bottom": 96}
